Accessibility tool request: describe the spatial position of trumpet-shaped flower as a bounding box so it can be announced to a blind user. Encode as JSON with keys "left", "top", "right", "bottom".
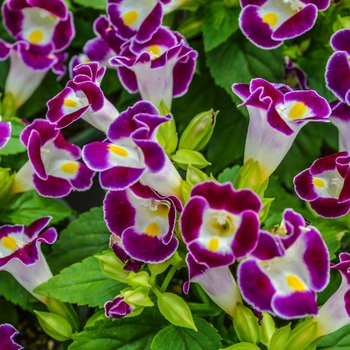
{"left": 104, "top": 181, "right": 181, "bottom": 263}
{"left": 239, "top": 0, "right": 330, "bottom": 49}
{"left": 13, "top": 119, "right": 94, "bottom": 198}
{"left": 0, "top": 217, "right": 57, "bottom": 303}
{"left": 47, "top": 62, "right": 119, "bottom": 131}
{"left": 232, "top": 78, "right": 331, "bottom": 183}
{"left": 82, "top": 100, "right": 182, "bottom": 197}
{"left": 0, "top": 118, "right": 11, "bottom": 149}
{"left": 110, "top": 26, "right": 197, "bottom": 110}
{"left": 0, "top": 324, "right": 22, "bottom": 350}
{"left": 329, "top": 101, "right": 350, "bottom": 153}
{"left": 294, "top": 151, "right": 350, "bottom": 218}
{"left": 180, "top": 181, "right": 261, "bottom": 268}
{"left": 238, "top": 209, "right": 329, "bottom": 319}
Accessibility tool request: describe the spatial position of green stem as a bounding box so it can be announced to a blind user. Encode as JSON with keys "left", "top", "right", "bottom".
{"left": 160, "top": 261, "right": 184, "bottom": 293}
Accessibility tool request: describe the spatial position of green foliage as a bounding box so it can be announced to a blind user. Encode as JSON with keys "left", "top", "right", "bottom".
{"left": 34, "top": 256, "right": 125, "bottom": 308}
{"left": 317, "top": 324, "right": 350, "bottom": 350}
{"left": 72, "top": 0, "right": 107, "bottom": 10}
{"left": 0, "top": 118, "right": 26, "bottom": 156}
{"left": 218, "top": 165, "right": 240, "bottom": 185}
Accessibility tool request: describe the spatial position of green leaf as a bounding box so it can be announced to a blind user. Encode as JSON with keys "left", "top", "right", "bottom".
{"left": 218, "top": 165, "right": 240, "bottom": 184}
{"left": 317, "top": 323, "right": 350, "bottom": 349}
{"left": 34, "top": 256, "right": 125, "bottom": 308}
{"left": 151, "top": 318, "right": 222, "bottom": 350}
{"left": 202, "top": 2, "right": 240, "bottom": 52}
{"left": 72, "top": 0, "right": 107, "bottom": 10}
{"left": 48, "top": 207, "right": 110, "bottom": 274}
{"left": 70, "top": 308, "right": 168, "bottom": 349}
{"left": 0, "top": 118, "right": 26, "bottom": 156}
{"left": 1, "top": 191, "right": 71, "bottom": 226}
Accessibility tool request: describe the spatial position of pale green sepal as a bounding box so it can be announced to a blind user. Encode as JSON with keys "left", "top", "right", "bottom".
{"left": 34, "top": 310, "right": 72, "bottom": 341}
{"left": 158, "top": 99, "right": 171, "bottom": 116}
{"left": 285, "top": 320, "right": 317, "bottom": 350}
{"left": 172, "top": 149, "right": 211, "bottom": 170}
{"left": 260, "top": 312, "right": 275, "bottom": 347}
{"left": 186, "top": 164, "right": 210, "bottom": 187}
{"left": 269, "top": 323, "right": 291, "bottom": 350}
{"left": 333, "top": 15, "right": 350, "bottom": 32}
{"left": 303, "top": 338, "right": 320, "bottom": 350}
{"left": 94, "top": 252, "right": 129, "bottom": 283}
{"left": 234, "top": 159, "right": 262, "bottom": 193}
{"left": 46, "top": 297, "right": 80, "bottom": 332}
{"left": 122, "top": 287, "right": 154, "bottom": 308}
{"left": 2, "top": 92, "right": 16, "bottom": 118}
{"left": 259, "top": 198, "right": 274, "bottom": 223}
{"left": 127, "top": 271, "right": 152, "bottom": 289}
{"left": 233, "top": 303, "right": 261, "bottom": 344}
{"left": 221, "top": 342, "right": 261, "bottom": 350}
{"left": 155, "top": 290, "right": 197, "bottom": 331}
{"left": 148, "top": 252, "right": 181, "bottom": 277}
{"left": 179, "top": 110, "right": 217, "bottom": 152}
{"left": 180, "top": 180, "right": 192, "bottom": 204}
{"left": 85, "top": 309, "right": 107, "bottom": 328}
{"left": 0, "top": 168, "right": 18, "bottom": 207}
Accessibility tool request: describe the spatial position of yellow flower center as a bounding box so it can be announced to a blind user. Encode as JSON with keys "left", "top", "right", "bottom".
{"left": 61, "top": 162, "right": 79, "bottom": 174}
{"left": 29, "top": 29, "right": 44, "bottom": 44}
{"left": 1, "top": 236, "right": 18, "bottom": 251}
{"left": 208, "top": 237, "right": 220, "bottom": 252}
{"left": 109, "top": 144, "right": 129, "bottom": 157}
{"left": 64, "top": 98, "right": 78, "bottom": 108}
{"left": 122, "top": 11, "right": 138, "bottom": 26}
{"left": 313, "top": 178, "right": 325, "bottom": 188}
{"left": 286, "top": 274, "right": 306, "bottom": 291}
{"left": 262, "top": 13, "right": 278, "bottom": 27}
{"left": 145, "top": 222, "right": 160, "bottom": 237}
{"left": 148, "top": 45, "right": 161, "bottom": 59}
{"left": 289, "top": 102, "right": 308, "bottom": 120}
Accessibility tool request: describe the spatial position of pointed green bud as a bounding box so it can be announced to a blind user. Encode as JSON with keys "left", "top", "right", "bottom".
{"left": 233, "top": 304, "right": 261, "bottom": 344}
{"left": 172, "top": 149, "right": 211, "bottom": 170}
{"left": 0, "top": 168, "right": 19, "bottom": 207}
{"left": 179, "top": 110, "right": 217, "bottom": 152}
{"left": 234, "top": 159, "right": 263, "bottom": 192}
{"left": 221, "top": 343, "right": 261, "bottom": 350}
{"left": 46, "top": 298, "right": 79, "bottom": 332}
{"left": 180, "top": 180, "right": 192, "bottom": 204}
{"left": 155, "top": 290, "right": 197, "bottom": 330}
{"left": 269, "top": 323, "right": 291, "bottom": 350}
{"left": 127, "top": 271, "right": 152, "bottom": 289}
{"left": 34, "top": 310, "right": 72, "bottom": 342}
{"left": 85, "top": 309, "right": 107, "bottom": 328}
{"left": 260, "top": 312, "right": 275, "bottom": 347}
{"left": 95, "top": 252, "right": 129, "bottom": 283}
{"left": 285, "top": 320, "right": 317, "bottom": 350}
{"left": 2, "top": 92, "right": 16, "bottom": 118}
{"left": 259, "top": 198, "right": 274, "bottom": 223}
{"left": 148, "top": 252, "right": 181, "bottom": 277}
{"left": 186, "top": 165, "right": 210, "bottom": 186}
{"left": 122, "top": 286, "right": 154, "bottom": 308}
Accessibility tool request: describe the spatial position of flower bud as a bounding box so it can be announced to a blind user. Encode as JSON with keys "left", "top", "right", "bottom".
{"left": 260, "top": 312, "right": 275, "bottom": 347}
{"left": 269, "top": 324, "right": 291, "bottom": 350}
{"left": 95, "top": 252, "right": 129, "bottom": 283}
{"left": 186, "top": 165, "right": 210, "bottom": 186}
{"left": 179, "top": 110, "right": 216, "bottom": 152}
{"left": 46, "top": 298, "right": 79, "bottom": 332}
{"left": 221, "top": 342, "right": 261, "bottom": 350}
{"left": 233, "top": 304, "right": 261, "bottom": 344}
{"left": 127, "top": 271, "right": 152, "bottom": 289}
{"left": 2, "top": 92, "right": 16, "bottom": 118}
{"left": 0, "top": 168, "right": 17, "bottom": 207}
{"left": 180, "top": 180, "right": 192, "bottom": 204}
{"left": 172, "top": 149, "right": 211, "bottom": 170}
{"left": 122, "top": 287, "right": 154, "bottom": 308}
{"left": 285, "top": 320, "right": 317, "bottom": 350}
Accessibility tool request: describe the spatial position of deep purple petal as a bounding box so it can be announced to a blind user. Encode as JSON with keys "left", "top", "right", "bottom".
{"left": 331, "top": 29, "right": 350, "bottom": 53}
{"left": 33, "top": 174, "right": 72, "bottom": 197}
{"left": 100, "top": 167, "right": 145, "bottom": 190}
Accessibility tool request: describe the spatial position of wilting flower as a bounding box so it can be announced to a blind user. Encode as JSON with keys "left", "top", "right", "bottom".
{"left": 83, "top": 100, "right": 182, "bottom": 197}
{"left": 0, "top": 324, "right": 23, "bottom": 350}
{"left": 238, "top": 209, "right": 329, "bottom": 319}
{"left": 294, "top": 151, "right": 350, "bottom": 218}
{"left": 313, "top": 252, "right": 350, "bottom": 337}
{"left": 181, "top": 181, "right": 261, "bottom": 268}
{"left": 104, "top": 181, "right": 181, "bottom": 263}
{"left": 105, "top": 296, "right": 133, "bottom": 319}
{"left": 47, "top": 62, "right": 119, "bottom": 131}
{"left": 0, "top": 118, "right": 11, "bottom": 149}
{"left": 12, "top": 119, "right": 94, "bottom": 198}
{"left": 232, "top": 78, "right": 331, "bottom": 183}
{"left": 239, "top": 0, "right": 330, "bottom": 49}
{"left": 0, "top": 217, "right": 57, "bottom": 303}
{"left": 184, "top": 254, "right": 242, "bottom": 316}
{"left": 110, "top": 26, "right": 197, "bottom": 110}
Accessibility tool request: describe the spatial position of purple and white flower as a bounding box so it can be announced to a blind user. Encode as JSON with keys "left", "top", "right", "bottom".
{"left": 110, "top": 26, "right": 197, "bottom": 110}
{"left": 0, "top": 217, "right": 57, "bottom": 304}
{"left": 82, "top": 100, "right": 182, "bottom": 197}
{"left": 232, "top": 78, "right": 331, "bottom": 183}
{"left": 180, "top": 181, "right": 261, "bottom": 268}
{"left": 13, "top": 119, "right": 94, "bottom": 198}
{"left": 0, "top": 118, "right": 11, "bottom": 149}
{"left": 238, "top": 209, "right": 330, "bottom": 319}
{"left": 239, "top": 0, "right": 330, "bottom": 49}
{"left": 105, "top": 296, "right": 133, "bottom": 319}
{"left": 104, "top": 181, "right": 181, "bottom": 263}
{"left": 47, "top": 62, "right": 119, "bottom": 131}
{"left": 284, "top": 56, "right": 309, "bottom": 90}
{"left": 294, "top": 151, "right": 350, "bottom": 218}
{"left": 0, "top": 324, "right": 23, "bottom": 350}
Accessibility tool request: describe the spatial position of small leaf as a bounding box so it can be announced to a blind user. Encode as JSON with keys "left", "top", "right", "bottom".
{"left": 218, "top": 165, "right": 240, "bottom": 185}
{"left": 0, "top": 118, "right": 26, "bottom": 156}
{"left": 317, "top": 323, "right": 350, "bottom": 350}
{"left": 72, "top": 0, "right": 107, "bottom": 9}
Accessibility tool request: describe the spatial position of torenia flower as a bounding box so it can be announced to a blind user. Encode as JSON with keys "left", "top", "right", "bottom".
{"left": 313, "top": 252, "right": 350, "bottom": 337}
{"left": 0, "top": 217, "right": 57, "bottom": 304}
{"left": 104, "top": 181, "right": 181, "bottom": 263}
{"left": 232, "top": 78, "right": 331, "bottom": 183}
{"left": 238, "top": 209, "right": 329, "bottom": 319}
{"left": 180, "top": 181, "right": 261, "bottom": 268}
{"left": 294, "top": 151, "right": 350, "bottom": 218}
{"left": 0, "top": 324, "right": 23, "bottom": 350}
{"left": 110, "top": 26, "right": 197, "bottom": 110}
{"left": 0, "top": 117, "right": 11, "bottom": 149}
{"left": 162, "top": 0, "right": 187, "bottom": 14}
{"left": 83, "top": 101, "right": 182, "bottom": 197}
{"left": 47, "top": 62, "right": 119, "bottom": 131}
{"left": 239, "top": 0, "right": 330, "bottom": 49}
{"left": 13, "top": 119, "right": 94, "bottom": 198}
{"left": 105, "top": 296, "right": 133, "bottom": 318}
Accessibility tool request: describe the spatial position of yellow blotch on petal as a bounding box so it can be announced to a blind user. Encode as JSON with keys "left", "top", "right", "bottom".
{"left": 64, "top": 98, "right": 78, "bottom": 108}
{"left": 313, "top": 178, "right": 326, "bottom": 188}
{"left": 1, "top": 236, "right": 17, "bottom": 251}
{"left": 289, "top": 102, "right": 308, "bottom": 120}
{"left": 157, "top": 204, "right": 170, "bottom": 216}
{"left": 122, "top": 11, "right": 139, "bottom": 26}
{"left": 145, "top": 222, "right": 160, "bottom": 237}
{"left": 262, "top": 13, "right": 278, "bottom": 27}
{"left": 208, "top": 237, "right": 220, "bottom": 252}
{"left": 29, "top": 29, "right": 44, "bottom": 44}
{"left": 61, "top": 162, "right": 79, "bottom": 174}
{"left": 109, "top": 144, "right": 129, "bottom": 157}
{"left": 286, "top": 274, "right": 306, "bottom": 291}
{"left": 148, "top": 45, "right": 161, "bottom": 59}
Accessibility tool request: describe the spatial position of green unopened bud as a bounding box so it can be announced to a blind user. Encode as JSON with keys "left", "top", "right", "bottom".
{"left": 259, "top": 198, "right": 274, "bottom": 222}
{"left": 180, "top": 180, "right": 192, "bottom": 203}
{"left": 34, "top": 310, "right": 72, "bottom": 342}
{"left": 179, "top": 110, "right": 217, "bottom": 152}
{"left": 186, "top": 165, "right": 210, "bottom": 186}
{"left": 148, "top": 252, "right": 181, "bottom": 277}
{"left": 260, "top": 312, "right": 275, "bottom": 347}
{"left": 46, "top": 298, "right": 79, "bottom": 332}
{"left": 221, "top": 342, "right": 261, "bottom": 350}
{"left": 333, "top": 15, "right": 350, "bottom": 32}
{"left": 85, "top": 309, "right": 107, "bottom": 328}
{"left": 285, "top": 320, "right": 317, "bottom": 350}
{"left": 95, "top": 252, "right": 129, "bottom": 283}
{"left": 234, "top": 159, "right": 263, "bottom": 192}
{"left": 127, "top": 271, "right": 152, "bottom": 289}
{"left": 122, "top": 286, "right": 154, "bottom": 308}
{"left": 0, "top": 168, "right": 17, "bottom": 207}
{"left": 177, "top": 17, "right": 202, "bottom": 40}
{"left": 270, "top": 324, "right": 291, "bottom": 350}
{"left": 172, "top": 149, "right": 211, "bottom": 170}
{"left": 155, "top": 290, "right": 197, "bottom": 330}
{"left": 233, "top": 304, "right": 261, "bottom": 344}
{"left": 2, "top": 92, "right": 16, "bottom": 118}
